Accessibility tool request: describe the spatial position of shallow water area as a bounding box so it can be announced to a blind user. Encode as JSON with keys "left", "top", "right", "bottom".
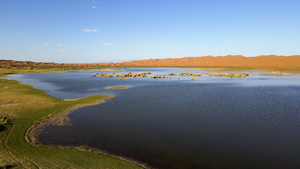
{"left": 9, "top": 68, "right": 300, "bottom": 169}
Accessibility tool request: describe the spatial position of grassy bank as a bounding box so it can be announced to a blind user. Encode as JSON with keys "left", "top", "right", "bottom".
{"left": 0, "top": 68, "right": 65, "bottom": 77}
{"left": 0, "top": 76, "right": 141, "bottom": 168}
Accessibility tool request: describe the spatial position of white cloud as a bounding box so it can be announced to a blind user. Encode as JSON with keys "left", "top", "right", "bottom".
{"left": 83, "top": 29, "right": 99, "bottom": 32}
{"left": 44, "top": 43, "right": 50, "bottom": 47}
{"left": 92, "top": 6, "right": 96, "bottom": 8}
{"left": 33, "top": 48, "right": 37, "bottom": 50}
{"left": 18, "top": 32, "right": 23, "bottom": 35}
{"left": 57, "top": 44, "right": 63, "bottom": 47}
{"left": 103, "top": 43, "right": 113, "bottom": 46}
{"left": 60, "top": 49, "right": 66, "bottom": 52}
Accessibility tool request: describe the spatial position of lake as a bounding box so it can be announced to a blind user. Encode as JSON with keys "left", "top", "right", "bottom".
{"left": 9, "top": 68, "right": 300, "bottom": 169}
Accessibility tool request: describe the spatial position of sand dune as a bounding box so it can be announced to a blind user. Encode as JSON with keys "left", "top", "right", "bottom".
{"left": 112, "top": 55, "right": 300, "bottom": 70}
{"left": 1, "top": 55, "right": 300, "bottom": 70}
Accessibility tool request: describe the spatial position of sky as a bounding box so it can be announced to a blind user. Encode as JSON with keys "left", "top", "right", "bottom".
{"left": 0, "top": 0, "right": 300, "bottom": 63}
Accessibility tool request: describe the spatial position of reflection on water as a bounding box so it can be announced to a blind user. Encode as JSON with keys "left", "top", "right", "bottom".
{"left": 9, "top": 68, "right": 300, "bottom": 169}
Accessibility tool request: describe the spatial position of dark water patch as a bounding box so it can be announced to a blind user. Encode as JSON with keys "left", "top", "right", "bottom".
{"left": 39, "top": 83, "right": 300, "bottom": 169}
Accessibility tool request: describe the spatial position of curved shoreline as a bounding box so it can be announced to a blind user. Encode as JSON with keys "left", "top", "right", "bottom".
{"left": 25, "top": 94, "right": 115, "bottom": 145}
{"left": 24, "top": 94, "right": 151, "bottom": 169}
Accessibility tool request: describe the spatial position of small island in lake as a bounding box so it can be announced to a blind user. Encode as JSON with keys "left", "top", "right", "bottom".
{"left": 106, "top": 86, "right": 131, "bottom": 90}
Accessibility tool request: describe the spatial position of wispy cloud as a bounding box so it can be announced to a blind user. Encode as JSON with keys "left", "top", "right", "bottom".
{"left": 44, "top": 43, "right": 50, "bottom": 47}
{"left": 33, "top": 48, "right": 37, "bottom": 50}
{"left": 92, "top": 0, "right": 101, "bottom": 4}
{"left": 83, "top": 29, "right": 99, "bottom": 32}
{"left": 96, "top": 41, "right": 113, "bottom": 46}
{"left": 18, "top": 32, "right": 23, "bottom": 35}
{"left": 91, "top": 1, "right": 100, "bottom": 9}
{"left": 57, "top": 44, "right": 63, "bottom": 47}
{"left": 103, "top": 43, "right": 113, "bottom": 46}
{"left": 53, "top": 48, "right": 67, "bottom": 52}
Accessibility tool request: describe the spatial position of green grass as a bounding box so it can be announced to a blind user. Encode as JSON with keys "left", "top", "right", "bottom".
{"left": 0, "top": 77, "right": 141, "bottom": 168}
{"left": 106, "top": 86, "right": 131, "bottom": 90}
{"left": 0, "top": 68, "right": 64, "bottom": 77}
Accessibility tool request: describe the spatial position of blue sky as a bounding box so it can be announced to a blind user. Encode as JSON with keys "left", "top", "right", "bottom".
{"left": 1, "top": 0, "right": 300, "bottom": 63}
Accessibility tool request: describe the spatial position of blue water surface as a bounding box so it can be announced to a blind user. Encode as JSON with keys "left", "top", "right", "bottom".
{"left": 9, "top": 68, "right": 300, "bottom": 169}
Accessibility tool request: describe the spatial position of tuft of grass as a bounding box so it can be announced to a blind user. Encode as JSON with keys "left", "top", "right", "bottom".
{"left": 0, "top": 77, "right": 141, "bottom": 169}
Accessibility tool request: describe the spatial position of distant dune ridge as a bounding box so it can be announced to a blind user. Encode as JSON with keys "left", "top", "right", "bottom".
{"left": 115, "top": 55, "right": 300, "bottom": 69}
{"left": 1, "top": 55, "right": 300, "bottom": 70}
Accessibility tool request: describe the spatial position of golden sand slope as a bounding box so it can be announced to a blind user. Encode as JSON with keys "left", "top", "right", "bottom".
{"left": 114, "top": 55, "right": 300, "bottom": 70}
{"left": 1, "top": 55, "right": 300, "bottom": 70}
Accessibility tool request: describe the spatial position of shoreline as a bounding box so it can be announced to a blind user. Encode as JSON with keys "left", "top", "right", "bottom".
{"left": 24, "top": 94, "right": 151, "bottom": 169}
{"left": 0, "top": 75, "right": 143, "bottom": 168}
